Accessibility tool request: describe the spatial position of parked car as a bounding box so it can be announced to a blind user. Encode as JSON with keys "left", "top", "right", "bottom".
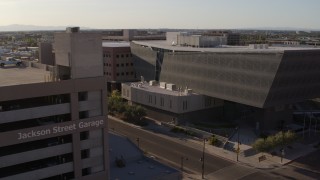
{"left": 0, "top": 58, "right": 22, "bottom": 67}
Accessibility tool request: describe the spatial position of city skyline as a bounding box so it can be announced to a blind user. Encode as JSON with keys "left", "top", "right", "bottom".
{"left": 1, "top": 0, "right": 320, "bottom": 30}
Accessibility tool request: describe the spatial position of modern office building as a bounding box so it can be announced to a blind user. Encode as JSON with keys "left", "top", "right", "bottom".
{"left": 0, "top": 27, "right": 109, "bottom": 179}
{"left": 102, "top": 42, "right": 136, "bottom": 91}
{"left": 130, "top": 39, "right": 320, "bottom": 130}
{"left": 122, "top": 81, "right": 224, "bottom": 123}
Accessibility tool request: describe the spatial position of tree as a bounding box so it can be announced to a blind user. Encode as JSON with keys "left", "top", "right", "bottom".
{"left": 123, "top": 104, "right": 146, "bottom": 122}
{"left": 253, "top": 131, "right": 297, "bottom": 153}
{"left": 132, "top": 105, "right": 146, "bottom": 121}
{"left": 252, "top": 138, "right": 272, "bottom": 153}
{"left": 208, "top": 135, "right": 221, "bottom": 147}
{"left": 108, "top": 90, "right": 125, "bottom": 115}
{"left": 283, "top": 131, "right": 296, "bottom": 145}
{"left": 107, "top": 90, "right": 147, "bottom": 126}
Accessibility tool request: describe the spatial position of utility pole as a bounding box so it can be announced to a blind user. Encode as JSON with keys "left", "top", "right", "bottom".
{"left": 281, "top": 131, "right": 284, "bottom": 163}
{"left": 303, "top": 113, "right": 306, "bottom": 138}
{"left": 181, "top": 156, "right": 188, "bottom": 177}
{"left": 136, "top": 137, "right": 140, "bottom": 149}
{"left": 315, "top": 118, "right": 318, "bottom": 135}
{"left": 201, "top": 138, "right": 206, "bottom": 179}
{"left": 309, "top": 113, "right": 312, "bottom": 137}
{"left": 237, "top": 127, "right": 240, "bottom": 162}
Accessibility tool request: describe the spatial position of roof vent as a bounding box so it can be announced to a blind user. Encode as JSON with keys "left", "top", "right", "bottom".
{"left": 166, "top": 83, "right": 177, "bottom": 91}
{"left": 149, "top": 80, "right": 157, "bottom": 86}
{"left": 160, "top": 82, "right": 166, "bottom": 89}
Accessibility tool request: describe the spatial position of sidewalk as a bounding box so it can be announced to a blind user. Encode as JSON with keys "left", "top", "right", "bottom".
{"left": 143, "top": 118, "right": 319, "bottom": 170}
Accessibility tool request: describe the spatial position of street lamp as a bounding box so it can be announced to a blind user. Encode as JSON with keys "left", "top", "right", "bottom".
{"left": 181, "top": 156, "right": 188, "bottom": 174}
{"left": 136, "top": 137, "right": 140, "bottom": 149}
{"left": 280, "top": 120, "right": 285, "bottom": 163}
{"left": 236, "top": 127, "right": 240, "bottom": 162}
{"left": 201, "top": 138, "right": 207, "bottom": 179}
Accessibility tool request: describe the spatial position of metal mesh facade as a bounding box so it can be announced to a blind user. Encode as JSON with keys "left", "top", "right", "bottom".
{"left": 131, "top": 43, "right": 157, "bottom": 80}
{"left": 131, "top": 42, "right": 320, "bottom": 108}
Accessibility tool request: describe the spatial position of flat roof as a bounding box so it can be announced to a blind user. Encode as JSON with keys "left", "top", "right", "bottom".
{"left": 102, "top": 41, "right": 130, "bottom": 48}
{"left": 132, "top": 40, "right": 320, "bottom": 53}
{"left": 109, "top": 132, "right": 178, "bottom": 180}
{"left": 124, "top": 81, "right": 199, "bottom": 96}
{"left": 0, "top": 66, "right": 51, "bottom": 87}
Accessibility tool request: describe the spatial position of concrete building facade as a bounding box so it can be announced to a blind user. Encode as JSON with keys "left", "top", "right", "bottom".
{"left": 39, "top": 42, "right": 54, "bottom": 65}
{"left": 102, "top": 42, "right": 136, "bottom": 91}
{"left": 0, "top": 28, "right": 109, "bottom": 180}
{"left": 177, "top": 34, "right": 227, "bottom": 47}
{"left": 122, "top": 81, "right": 224, "bottom": 123}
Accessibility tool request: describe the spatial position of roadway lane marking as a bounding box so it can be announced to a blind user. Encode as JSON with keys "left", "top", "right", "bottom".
{"left": 206, "top": 164, "right": 257, "bottom": 180}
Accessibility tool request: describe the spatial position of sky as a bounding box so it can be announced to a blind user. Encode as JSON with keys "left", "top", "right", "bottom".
{"left": 0, "top": 0, "right": 320, "bottom": 29}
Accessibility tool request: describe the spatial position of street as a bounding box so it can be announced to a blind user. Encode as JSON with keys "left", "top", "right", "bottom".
{"left": 108, "top": 117, "right": 320, "bottom": 179}
{"left": 109, "top": 117, "right": 232, "bottom": 174}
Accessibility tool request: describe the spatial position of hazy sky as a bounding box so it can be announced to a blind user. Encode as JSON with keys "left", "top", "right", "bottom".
{"left": 1, "top": 0, "right": 319, "bottom": 29}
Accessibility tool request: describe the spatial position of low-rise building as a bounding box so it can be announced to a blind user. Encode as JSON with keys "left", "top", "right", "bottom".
{"left": 122, "top": 81, "right": 224, "bottom": 123}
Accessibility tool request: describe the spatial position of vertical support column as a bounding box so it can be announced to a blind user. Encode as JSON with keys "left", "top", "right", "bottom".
{"left": 71, "top": 92, "right": 82, "bottom": 178}
{"left": 102, "top": 89, "right": 110, "bottom": 179}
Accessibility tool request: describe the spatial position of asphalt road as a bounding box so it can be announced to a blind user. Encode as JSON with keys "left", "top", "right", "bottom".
{"left": 108, "top": 117, "right": 320, "bottom": 179}
{"left": 109, "top": 117, "right": 232, "bottom": 175}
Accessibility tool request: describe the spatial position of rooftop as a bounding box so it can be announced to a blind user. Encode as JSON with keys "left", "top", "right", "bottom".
{"left": 124, "top": 81, "right": 199, "bottom": 96}
{"left": 102, "top": 41, "right": 130, "bottom": 48}
{"left": 132, "top": 40, "right": 320, "bottom": 53}
{"left": 0, "top": 66, "right": 51, "bottom": 87}
{"left": 109, "top": 132, "right": 178, "bottom": 180}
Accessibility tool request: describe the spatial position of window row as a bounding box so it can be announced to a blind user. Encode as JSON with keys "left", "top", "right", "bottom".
{"left": 147, "top": 95, "right": 173, "bottom": 109}
{"left": 103, "top": 53, "right": 133, "bottom": 58}
{"left": 116, "top": 72, "right": 135, "bottom": 76}
{"left": 104, "top": 72, "right": 135, "bottom": 76}
{"left": 116, "top": 54, "right": 133, "bottom": 58}
{"left": 103, "top": 63, "right": 134, "bottom": 67}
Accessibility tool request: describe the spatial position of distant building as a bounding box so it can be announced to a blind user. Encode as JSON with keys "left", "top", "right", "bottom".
{"left": 203, "top": 30, "right": 240, "bottom": 46}
{"left": 102, "top": 42, "right": 136, "bottom": 92}
{"left": 167, "top": 31, "right": 239, "bottom": 47}
{"left": 102, "top": 29, "right": 165, "bottom": 42}
{"left": 0, "top": 27, "right": 109, "bottom": 179}
{"left": 178, "top": 34, "right": 226, "bottom": 47}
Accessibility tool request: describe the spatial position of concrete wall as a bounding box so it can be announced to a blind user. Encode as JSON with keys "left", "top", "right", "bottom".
{"left": 71, "top": 33, "right": 103, "bottom": 79}
{"left": 166, "top": 32, "right": 180, "bottom": 45}
{"left": 122, "top": 83, "right": 223, "bottom": 114}
{"left": 39, "top": 42, "right": 54, "bottom": 65}
{"left": 54, "top": 31, "right": 103, "bottom": 79}
{"left": 54, "top": 33, "right": 71, "bottom": 67}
